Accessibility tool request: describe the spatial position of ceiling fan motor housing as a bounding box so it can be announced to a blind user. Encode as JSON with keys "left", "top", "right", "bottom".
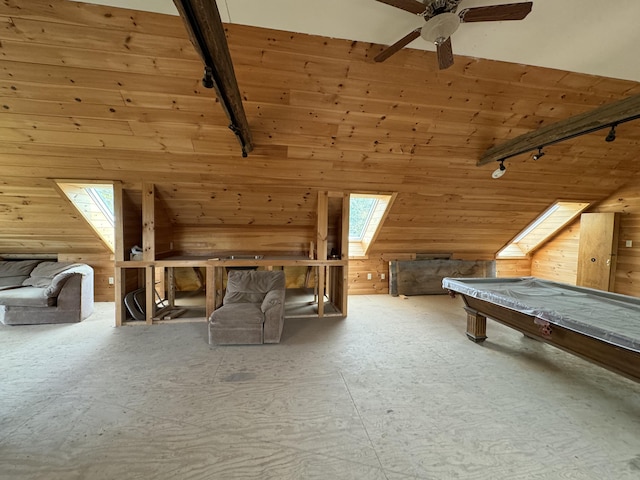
{"left": 421, "top": 12, "right": 460, "bottom": 43}
{"left": 422, "top": 0, "right": 463, "bottom": 19}
{"left": 374, "top": 0, "right": 533, "bottom": 69}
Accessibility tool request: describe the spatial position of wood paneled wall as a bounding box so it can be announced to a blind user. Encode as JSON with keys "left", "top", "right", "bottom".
{"left": 0, "top": 175, "right": 113, "bottom": 301}
{"left": 122, "top": 189, "right": 143, "bottom": 258}
{"left": 530, "top": 182, "right": 640, "bottom": 297}
{"left": 349, "top": 256, "right": 389, "bottom": 295}
{"left": 154, "top": 191, "right": 173, "bottom": 257}
{"left": 172, "top": 225, "right": 313, "bottom": 256}
{"left": 2, "top": 0, "right": 640, "bottom": 295}
{"left": 58, "top": 252, "right": 114, "bottom": 301}
{"left": 1, "top": 177, "right": 108, "bottom": 254}
{"left": 495, "top": 259, "right": 532, "bottom": 277}
{"left": 531, "top": 221, "right": 580, "bottom": 284}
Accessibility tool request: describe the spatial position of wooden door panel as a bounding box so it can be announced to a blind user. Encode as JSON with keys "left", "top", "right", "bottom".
{"left": 576, "top": 213, "right": 619, "bottom": 291}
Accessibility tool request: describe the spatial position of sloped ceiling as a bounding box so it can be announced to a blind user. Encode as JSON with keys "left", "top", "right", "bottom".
{"left": 74, "top": 0, "right": 640, "bottom": 82}
{"left": 1, "top": 0, "right": 640, "bottom": 259}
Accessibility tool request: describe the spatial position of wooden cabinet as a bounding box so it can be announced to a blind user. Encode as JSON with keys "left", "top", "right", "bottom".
{"left": 576, "top": 212, "right": 620, "bottom": 291}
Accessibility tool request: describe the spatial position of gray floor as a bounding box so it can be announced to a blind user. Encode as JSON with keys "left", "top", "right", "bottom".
{"left": 1, "top": 294, "right": 639, "bottom": 480}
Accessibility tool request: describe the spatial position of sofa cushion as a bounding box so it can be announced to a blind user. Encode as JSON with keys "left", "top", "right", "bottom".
{"left": 22, "top": 261, "right": 78, "bottom": 288}
{"left": 223, "top": 270, "right": 285, "bottom": 304}
{"left": 0, "top": 260, "right": 42, "bottom": 288}
{"left": 211, "top": 303, "right": 265, "bottom": 325}
{"left": 0, "top": 287, "right": 55, "bottom": 307}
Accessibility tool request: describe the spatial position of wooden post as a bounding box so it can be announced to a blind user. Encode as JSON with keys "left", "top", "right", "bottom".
{"left": 316, "top": 191, "right": 329, "bottom": 316}
{"left": 142, "top": 182, "right": 155, "bottom": 262}
{"left": 114, "top": 267, "right": 124, "bottom": 327}
{"left": 206, "top": 265, "right": 215, "bottom": 319}
{"left": 317, "top": 265, "right": 325, "bottom": 317}
{"left": 113, "top": 182, "right": 125, "bottom": 326}
{"left": 167, "top": 267, "right": 176, "bottom": 308}
{"left": 339, "top": 192, "right": 350, "bottom": 315}
{"left": 316, "top": 191, "right": 328, "bottom": 261}
{"left": 145, "top": 265, "right": 154, "bottom": 324}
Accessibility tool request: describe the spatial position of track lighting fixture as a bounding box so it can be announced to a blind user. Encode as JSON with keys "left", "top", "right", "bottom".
{"left": 481, "top": 106, "right": 640, "bottom": 173}
{"left": 492, "top": 159, "right": 506, "bottom": 179}
{"left": 202, "top": 66, "right": 214, "bottom": 89}
{"left": 532, "top": 146, "right": 545, "bottom": 161}
{"left": 605, "top": 124, "right": 617, "bottom": 142}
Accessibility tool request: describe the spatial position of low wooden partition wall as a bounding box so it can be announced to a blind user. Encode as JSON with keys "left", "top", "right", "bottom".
{"left": 208, "top": 257, "right": 348, "bottom": 318}
{"left": 115, "top": 256, "right": 347, "bottom": 325}
{"left": 114, "top": 185, "right": 350, "bottom": 325}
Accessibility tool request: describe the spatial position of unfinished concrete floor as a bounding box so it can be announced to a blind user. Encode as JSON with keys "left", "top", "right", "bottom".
{"left": 1, "top": 294, "right": 639, "bottom": 479}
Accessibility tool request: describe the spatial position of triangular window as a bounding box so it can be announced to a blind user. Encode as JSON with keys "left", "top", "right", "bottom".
{"left": 55, "top": 182, "right": 115, "bottom": 252}
{"left": 349, "top": 193, "right": 395, "bottom": 258}
{"left": 497, "top": 201, "right": 590, "bottom": 258}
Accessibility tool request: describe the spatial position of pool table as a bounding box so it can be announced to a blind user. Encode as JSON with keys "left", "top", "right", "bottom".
{"left": 442, "top": 277, "right": 640, "bottom": 383}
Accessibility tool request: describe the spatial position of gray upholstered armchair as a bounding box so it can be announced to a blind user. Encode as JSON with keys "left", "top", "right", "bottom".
{"left": 208, "top": 270, "right": 286, "bottom": 345}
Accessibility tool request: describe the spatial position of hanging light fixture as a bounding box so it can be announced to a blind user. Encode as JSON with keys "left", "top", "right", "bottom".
{"left": 605, "top": 124, "right": 617, "bottom": 142}
{"left": 532, "top": 146, "right": 545, "bottom": 160}
{"left": 492, "top": 159, "right": 506, "bottom": 179}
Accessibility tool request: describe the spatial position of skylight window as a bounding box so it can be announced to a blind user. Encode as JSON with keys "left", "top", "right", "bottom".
{"left": 55, "top": 182, "right": 115, "bottom": 252}
{"left": 497, "top": 201, "right": 590, "bottom": 258}
{"left": 349, "top": 193, "right": 396, "bottom": 258}
{"left": 86, "top": 187, "right": 115, "bottom": 227}
{"left": 349, "top": 197, "right": 377, "bottom": 241}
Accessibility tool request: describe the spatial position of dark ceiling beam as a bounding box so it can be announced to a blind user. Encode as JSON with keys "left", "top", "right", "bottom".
{"left": 478, "top": 94, "right": 640, "bottom": 166}
{"left": 173, "top": 0, "right": 253, "bottom": 156}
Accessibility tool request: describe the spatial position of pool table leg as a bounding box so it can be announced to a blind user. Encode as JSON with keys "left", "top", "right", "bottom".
{"left": 464, "top": 307, "right": 487, "bottom": 343}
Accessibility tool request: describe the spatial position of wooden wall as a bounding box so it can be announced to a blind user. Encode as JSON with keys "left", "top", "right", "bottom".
{"left": 156, "top": 183, "right": 317, "bottom": 256}
{"left": 2, "top": 0, "right": 640, "bottom": 300}
{"left": 0, "top": 178, "right": 108, "bottom": 254}
{"left": 349, "top": 256, "right": 389, "bottom": 295}
{"left": 0, "top": 176, "right": 114, "bottom": 300}
{"left": 530, "top": 182, "right": 640, "bottom": 297}
{"left": 154, "top": 190, "right": 173, "bottom": 257}
{"left": 58, "top": 252, "right": 114, "bottom": 301}
{"left": 495, "top": 259, "right": 532, "bottom": 277}
{"left": 531, "top": 220, "right": 580, "bottom": 284}
{"left": 121, "top": 189, "right": 142, "bottom": 258}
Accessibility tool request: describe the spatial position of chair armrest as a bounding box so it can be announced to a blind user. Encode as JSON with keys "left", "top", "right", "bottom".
{"left": 261, "top": 289, "right": 284, "bottom": 313}
{"left": 262, "top": 288, "right": 286, "bottom": 343}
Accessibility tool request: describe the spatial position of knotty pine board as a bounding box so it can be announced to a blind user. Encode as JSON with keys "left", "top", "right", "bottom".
{"left": 349, "top": 256, "right": 389, "bottom": 295}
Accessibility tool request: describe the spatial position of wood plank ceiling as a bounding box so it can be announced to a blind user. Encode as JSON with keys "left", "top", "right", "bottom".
{"left": 1, "top": 0, "right": 640, "bottom": 258}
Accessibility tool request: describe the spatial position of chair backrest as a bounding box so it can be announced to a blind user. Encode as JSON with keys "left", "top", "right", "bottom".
{"left": 223, "top": 270, "right": 285, "bottom": 304}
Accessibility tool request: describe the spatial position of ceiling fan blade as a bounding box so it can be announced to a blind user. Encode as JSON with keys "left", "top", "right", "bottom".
{"left": 436, "top": 36, "right": 454, "bottom": 70}
{"left": 459, "top": 2, "right": 532, "bottom": 22}
{"left": 374, "top": 29, "right": 421, "bottom": 62}
{"left": 374, "top": 0, "right": 426, "bottom": 15}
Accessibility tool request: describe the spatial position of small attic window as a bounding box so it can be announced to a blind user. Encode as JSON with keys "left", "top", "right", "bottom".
{"left": 56, "top": 182, "right": 115, "bottom": 252}
{"left": 497, "top": 201, "right": 590, "bottom": 258}
{"left": 349, "top": 193, "right": 395, "bottom": 258}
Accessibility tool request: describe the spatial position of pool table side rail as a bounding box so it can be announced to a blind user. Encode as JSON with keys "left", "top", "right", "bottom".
{"left": 460, "top": 295, "right": 640, "bottom": 383}
{"left": 441, "top": 277, "right": 640, "bottom": 353}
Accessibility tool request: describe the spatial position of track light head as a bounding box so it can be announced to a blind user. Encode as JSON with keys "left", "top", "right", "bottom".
{"left": 532, "top": 147, "right": 545, "bottom": 161}
{"left": 492, "top": 159, "right": 506, "bottom": 179}
{"left": 202, "top": 66, "right": 214, "bottom": 89}
{"left": 605, "top": 124, "right": 616, "bottom": 142}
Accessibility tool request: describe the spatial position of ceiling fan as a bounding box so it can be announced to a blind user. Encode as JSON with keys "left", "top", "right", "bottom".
{"left": 374, "top": 0, "right": 533, "bottom": 69}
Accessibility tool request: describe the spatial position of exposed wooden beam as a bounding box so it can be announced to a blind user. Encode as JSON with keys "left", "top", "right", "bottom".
{"left": 173, "top": 0, "right": 253, "bottom": 156}
{"left": 478, "top": 94, "right": 640, "bottom": 166}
